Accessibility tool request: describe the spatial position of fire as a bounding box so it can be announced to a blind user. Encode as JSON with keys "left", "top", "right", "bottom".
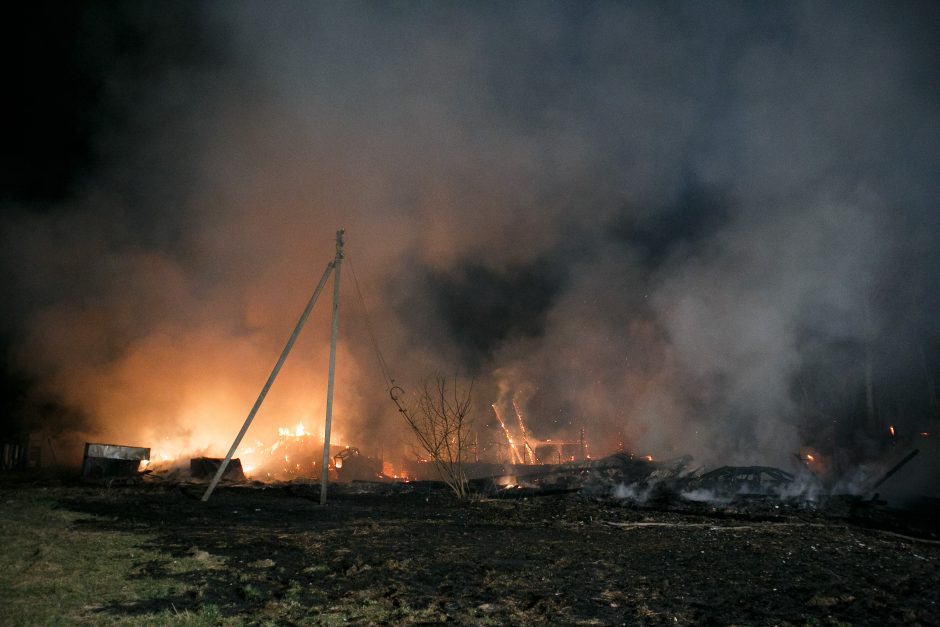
{"left": 380, "top": 460, "right": 409, "bottom": 480}
{"left": 798, "top": 447, "right": 827, "bottom": 476}
{"left": 279, "top": 422, "right": 308, "bottom": 437}
{"left": 644, "top": 454, "right": 653, "bottom": 462}
{"left": 142, "top": 418, "right": 345, "bottom": 481}
{"left": 889, "top": 425, "right": 896, "bottom": 437}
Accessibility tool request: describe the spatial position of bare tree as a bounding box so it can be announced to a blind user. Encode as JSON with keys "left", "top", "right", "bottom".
{"left": 390, "top": 374, "right": 474, "bottom": 499}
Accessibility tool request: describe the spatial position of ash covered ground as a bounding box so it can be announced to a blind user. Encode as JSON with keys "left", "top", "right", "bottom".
{"left": 2, "top": 479, "right": 938, "bottom": 626}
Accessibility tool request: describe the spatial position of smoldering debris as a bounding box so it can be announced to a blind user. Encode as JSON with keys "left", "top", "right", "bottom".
{"left": 476, "top": 448, "right": 925, "bottom": 515}
{"left": 189, "top": 457, "right": 246, "bottom": 482}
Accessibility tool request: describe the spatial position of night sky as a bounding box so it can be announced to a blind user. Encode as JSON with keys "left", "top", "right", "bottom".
{"left": 2, "top": 2, "right": 940, "bottom": 478}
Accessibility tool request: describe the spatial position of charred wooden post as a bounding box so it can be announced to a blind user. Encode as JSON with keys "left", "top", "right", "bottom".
{"left": 871, "top": 449, "right": 919, "bottom": 491}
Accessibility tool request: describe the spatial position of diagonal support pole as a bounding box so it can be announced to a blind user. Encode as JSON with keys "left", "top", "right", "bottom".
{"left": 201, "top": 259, "right": 336, "bottom": 502}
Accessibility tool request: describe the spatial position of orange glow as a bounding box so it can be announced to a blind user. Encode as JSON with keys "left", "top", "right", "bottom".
{"left": 799, "top": 447, "right": 827, "bottom": 476}
{"left": 644, "top": 454, "right": 653, "bottom": 461}
{"left": 140, "top": 418, "right": 345, "bottom": 482}
{"left": 380, "top": 460, "right": 409, "bottom": 480}
{"left": 50, "top": 318, "right": 364, "bottom": 483}
{"left": 889, "top": 425, "right": 896, "bottom": 437}
{"left": 491, "top": 404, "right": 524, "bottom": 465}
{"left": 279, "top": 422, "right": 309, "bottom": 437}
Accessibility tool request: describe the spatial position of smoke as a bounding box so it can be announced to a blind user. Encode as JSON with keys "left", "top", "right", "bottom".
{"left": 2, "top": 3, "right": 939, "bottom": 478}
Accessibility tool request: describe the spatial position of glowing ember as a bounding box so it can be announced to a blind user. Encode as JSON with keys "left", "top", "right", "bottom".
{"left": 920, "top": 432, "right": 930, "bottom": 438}
{"left": 644, "top": 454, "right": 653, "bottom": 462}
{"left": 889, "top": 425, "right": 896, "bottom": 437}
{"left": 799, "top": 448, "right": 826, "bottom": 476}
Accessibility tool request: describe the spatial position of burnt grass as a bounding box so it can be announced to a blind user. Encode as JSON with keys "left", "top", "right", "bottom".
{"left": 10, "top": 480, "right": 940, "bottom": 625}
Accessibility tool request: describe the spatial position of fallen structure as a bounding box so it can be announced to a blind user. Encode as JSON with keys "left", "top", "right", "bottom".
{"left": 473, "top": 448, "right": 923, "bottom": 506}
{"left": 685, "top": 466, "right": 796, "bottom": 496}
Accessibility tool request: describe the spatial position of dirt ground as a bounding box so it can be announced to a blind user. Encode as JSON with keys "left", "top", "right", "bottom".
{"left": 2, "top": 479, "right": 939, "bottom": 626}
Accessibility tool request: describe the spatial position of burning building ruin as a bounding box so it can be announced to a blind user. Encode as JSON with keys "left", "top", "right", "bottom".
{"left": 0, "top": 3, "right": 937, "bottom": 511}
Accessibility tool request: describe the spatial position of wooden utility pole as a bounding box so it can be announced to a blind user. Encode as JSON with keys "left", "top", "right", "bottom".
{"left": 320, "top": 229, "right": 344, "bottom": 505}
{"left": 201, "top": 257, "right": 336, "bottom": 502}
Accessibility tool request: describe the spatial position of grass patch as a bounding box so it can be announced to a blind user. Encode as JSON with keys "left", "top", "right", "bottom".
{"left": 0, "top": 490, "right": 226, "bottom": 626}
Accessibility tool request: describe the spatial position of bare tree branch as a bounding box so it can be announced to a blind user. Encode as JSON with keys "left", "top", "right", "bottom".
{"left": 390, "top": 374, "right": 474, "bottom": 499}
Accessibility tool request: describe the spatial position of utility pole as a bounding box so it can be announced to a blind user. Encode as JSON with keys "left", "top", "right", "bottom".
{"left": 201, "top": 257, "right": 336, "bottom": 502}
{"left": 320, "top": 229, "right": 344, "bottom": 505}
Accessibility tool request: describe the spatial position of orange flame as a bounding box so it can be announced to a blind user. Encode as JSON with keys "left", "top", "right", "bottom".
{"left": 799, "top": 447, "right": 824, "bottom": 471}
{"left": 278, "top": 422, "right": 308, "bottom": 437}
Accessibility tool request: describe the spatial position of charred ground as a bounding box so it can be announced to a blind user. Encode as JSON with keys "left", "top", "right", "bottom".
{"left": 1, "top": 479, "right": 938, "bottom": 625}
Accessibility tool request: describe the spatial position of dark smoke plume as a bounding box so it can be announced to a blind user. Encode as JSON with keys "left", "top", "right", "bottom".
{"left": 2, "top": 2, "right": 939, "bottom": 487}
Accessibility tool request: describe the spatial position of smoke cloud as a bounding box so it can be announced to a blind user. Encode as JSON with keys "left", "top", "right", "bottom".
{"left": 2, "top": 2, "right": 939, "bottom": 479}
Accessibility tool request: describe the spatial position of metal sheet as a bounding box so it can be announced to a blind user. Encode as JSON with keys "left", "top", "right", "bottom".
{"left": 84, "top": 443, "right": 150, "bottom": 461}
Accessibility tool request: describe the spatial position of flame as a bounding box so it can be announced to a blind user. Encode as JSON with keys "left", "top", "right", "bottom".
{"left": 279, "top": 422, "right": 308, "bottom": 437}
{"left": 644, "top": 454, "right": 653, "bottom": 462}
{"left": 889, "top": 425, "right": 896, "bottom": 437}
{"left": 380, "top": 460, "right": 409, "bottom": 480}
{"left": 920, "top": 432, "right": 930, "bottom": 438}
{"left": 141, "top": 418, "right": 344, "bottom": 481}
{"left": 799, "top": 447, "right": 826, "bottom": 476}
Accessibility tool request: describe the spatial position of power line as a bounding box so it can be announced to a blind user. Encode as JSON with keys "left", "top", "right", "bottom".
{"left": 346, "top": 251, "right": 395, "bottom": 390}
